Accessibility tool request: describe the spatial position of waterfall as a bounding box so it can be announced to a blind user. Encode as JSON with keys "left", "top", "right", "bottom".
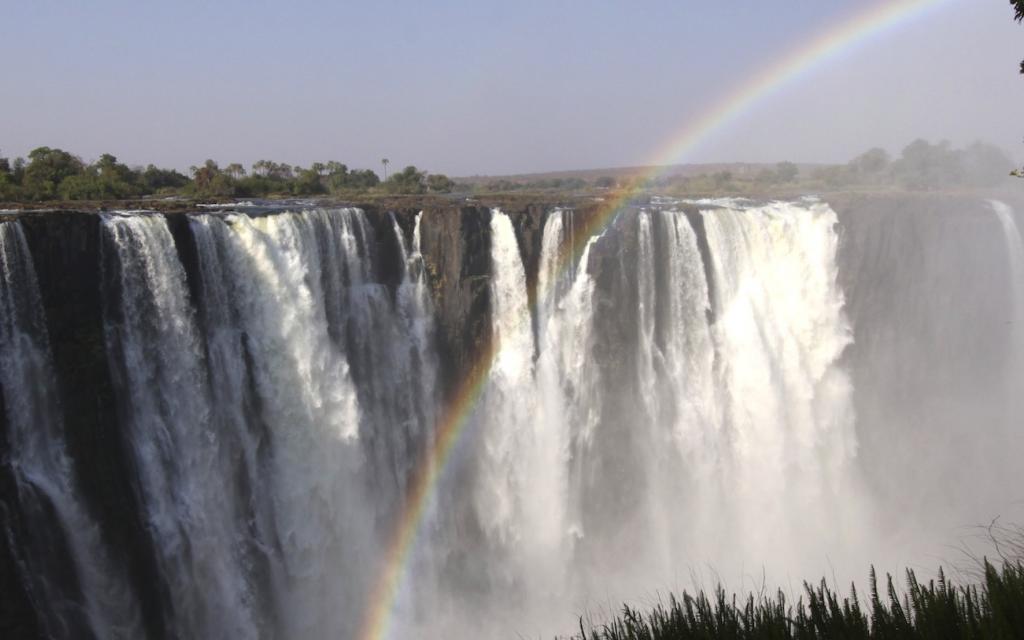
{"left": 474, "top": 210, "right": 542, "bottom": 557}
{"left": 451, "top": 208, "right": 600, "bottom": 635}
{"left": 189, "top": 210, "right": 372, "bottom": 639}
{"left": 536, "top": 210, "right": 599, "bottom": 546}
{"left": 634, "top": 209, "right": 724, "bottom": 571}
{"left": 1, "top": 220, "right": 142, "bottom": 639}
{"left": 992, "top": 200, "right": 1024, "bottom": 356}
{"left": 9, "top": 197, "right": 1024, "bottom": 638}
{"left": 702, "top": 201, "right": 861, "bottom": 566}
{"left": 101, "top": 214, "right": 263, "bottom": 639}
{"left": 990, "top": 200, "right": 1024, "bottom": 472}
{"left": 189, "top": 207, "right": 445, "bottom": 638}
{"left": 388, "top": 211, "right": 444, "bottom": 630}
{"left": 655, "top": 209, "right": 719, "bottom": 458}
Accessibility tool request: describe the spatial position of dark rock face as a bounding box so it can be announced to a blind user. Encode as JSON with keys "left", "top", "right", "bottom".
{"left": 17, "top": 212, "right": 169, "bottom": 639}
{"left": 827, "top": 193, "right": 1023, "bottom": 524}
{"left": 418, "top": 206, "right": 493, "bottom": 398}
{"left": 0, "top": 392, "right": 42, "bottom": 639}
{"left": 414, "top": 202, "right": 563, "bottom": 400}
{"left": 360, "top": 204, "right": 419, "bottom": 290}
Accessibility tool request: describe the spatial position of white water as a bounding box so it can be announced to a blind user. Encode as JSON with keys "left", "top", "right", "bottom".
{"left": 702, "top": 202, "right": 863, "bottom": 572}
{"left": 990, "top": 200, "right": 1024, "bottom": 480}
{"left": 185, "top": 208, "right": 446, "bottom": 638}
{"left": 992, "top": 200, "right": 1024, "bottom": 358}
{"left": 634, "top": 209, "right": 723, "bottom": 573}
{"left": 102, "top": 214, "right": 263, "bottom": 638}
{"left": 0, "top": 221, "right": 142, "bottom": 639}
{"left": 536, "top": 210, "right": 599, "bottom": 548}
{"left": 427, "top": 209, "right": 602, "bottom": 636}
{"left": 189, "top": 210, "right": 370, "bottom": 639}
{"left": 474, "top": 211, "right": 546, "bottom": 570}
{"left": 11, "top": 199, "right": 1024, "bottom": 638}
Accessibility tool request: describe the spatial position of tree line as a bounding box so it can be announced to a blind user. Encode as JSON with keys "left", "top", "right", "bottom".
{"left": 0, "top": 147, "right": 456, "bottom": 202}
{"left": 650, "top": 140, "right": 1015, "bottom": 195}
{"left": 461, "top": 140, "right": 1014, "bottom": 196}
{"left": 0, "top": 139, "right": 1014, "bottom": 203}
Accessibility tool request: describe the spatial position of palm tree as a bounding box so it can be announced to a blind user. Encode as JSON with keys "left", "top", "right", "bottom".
{"left": 381, "top": 158, "right": 390, "bottom": 181}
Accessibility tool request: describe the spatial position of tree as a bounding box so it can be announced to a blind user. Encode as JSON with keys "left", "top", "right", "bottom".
{"left": 961, "top": 141, "right": 1013, "bottom": 186}
{"left": 426, "top": 173, "right": 455, "bottom": 193}
{"left": 325, "top": 163, "right": 351, "bottom": 192}
{"left": 252, "top": 160, "right": 271, "bottom": 177}
{"left": 58, "top": 174, "right": 107, "bottom": 200}
{"left": 754, "top": 167, "right": 778, "bottom": 185}
{"left": 1016, "top": 1, "right": 1024, "bottom": 73}
{"left": 849, "top": 148, "right": 890, "bottom": 175}
{"left": 381, "top": 158, "right": 390, "bottom": 181}
{"left": 893, "top": 139, "right": 963, "bottom": 189}
{"left": 775, "top": 161, "right": 799, "bottom": 183}
{"left": 225, "top": 163, "right": 246, "bottom": 179}
{"left": 594, "top": 176, "right": 616, "bottom": 188}
{"left": 384, "top": 165, "right": 425, "bottom": 194}
{"left": 22, "top": 147, "right": 84, "bottom": 200}
{"left": 142, "top": 164, "right": 189, "bottom": 192}
{"left": 190, "top": 159, "right": 235, "bottom": 197}
{"left": 0, "top": 151, "right": 18, "bottom": 200}
{"left": 92, "top": 153, "right": 142, "bottom": 197}
{"left": 292, "top": 166, "right": 326, "bottom": 195}
{"left": 711, "top": 170, "right": 734, "bottom": 191}
{"left": 347, "top": 169, "right": 380, "bottom": 189}
{"left": 813, "top": 165, "right": 850, "bottom": 188}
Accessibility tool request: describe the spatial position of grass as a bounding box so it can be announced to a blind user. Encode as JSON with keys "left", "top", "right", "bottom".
{"left": 574, "top": 560, "right": 1024, "bottom": 639}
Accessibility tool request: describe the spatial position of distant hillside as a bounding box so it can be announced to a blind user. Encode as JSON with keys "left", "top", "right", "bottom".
{"left": 453, "top": 162, "right": 827, "bottom": 184}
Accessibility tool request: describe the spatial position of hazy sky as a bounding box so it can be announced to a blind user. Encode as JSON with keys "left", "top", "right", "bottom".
{"left": 1, "top": 0, "right": 1021, "bottom": 176}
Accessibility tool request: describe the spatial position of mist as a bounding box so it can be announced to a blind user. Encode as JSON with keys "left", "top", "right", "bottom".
{"left": 2, "top": 1, "right": 1024, "bottom": 639}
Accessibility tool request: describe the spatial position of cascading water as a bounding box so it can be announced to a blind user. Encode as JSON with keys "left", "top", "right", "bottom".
{"left": 472, "top": 210, "right": 553, "bottom": 582}
{"left": 992, "top": 201, "right": 1024, "bottom": 357}
{"left": 990, "top": 200, "right": 1024, "bottom": 478}
{"left": 393, "top": 212, "right": 439, "bottom": 441}
{"left": 634, "top": 209, "right": 723, "bottom": 573}
{"left": 102, "top": 214, "right": 263, "bottom": 639}
{"left": 1, "top": 221, "right": 142, "bottom": 640}
{"left": 536, "top": 210, "right": 599, "bottom": 549}
{"left": 189, "top": 210, "right": 374, "bottom": 639}
{"left": 701, "top": 202, "right": 863, "bottom": 568}
{"left": 4, "top": 196, "right": 1023, "bottom": 638}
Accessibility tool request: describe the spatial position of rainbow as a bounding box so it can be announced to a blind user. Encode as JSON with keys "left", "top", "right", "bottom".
{"left": 357, "top": 1, "right": 950, "bottom": 638}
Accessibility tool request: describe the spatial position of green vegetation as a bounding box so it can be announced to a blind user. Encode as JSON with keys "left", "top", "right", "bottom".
{"left": 460, "top": 176, "right": 591, "bottom": 193}
{"left": 1016, "top": 1, "right": 1024, "bottom": 74}
{"left": 455, "top": 140, "right": 1013, "bottom": 197}
{"left": 1014, "top": 1, "right": 1024, "bottom": 178}
{"left": 0, "top": 138, "right": 1013, "bottom": 204}
{"left": 649, "top": 140, "right": 1014, "bottom": 196}
{"left": 0, "top": 147, "right": 456, "bottom": 202}
{"left": 575, "top": 560, "right": 1024, "bottom": 640}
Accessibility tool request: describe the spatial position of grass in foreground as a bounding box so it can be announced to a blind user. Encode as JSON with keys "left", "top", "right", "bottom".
{"left": 576, "top": 561, "right": 1024, "bottom": 639}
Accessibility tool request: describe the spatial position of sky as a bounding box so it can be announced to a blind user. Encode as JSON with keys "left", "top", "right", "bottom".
{"left": 1, "top": 0, "right": 1021, "bottom": 176}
